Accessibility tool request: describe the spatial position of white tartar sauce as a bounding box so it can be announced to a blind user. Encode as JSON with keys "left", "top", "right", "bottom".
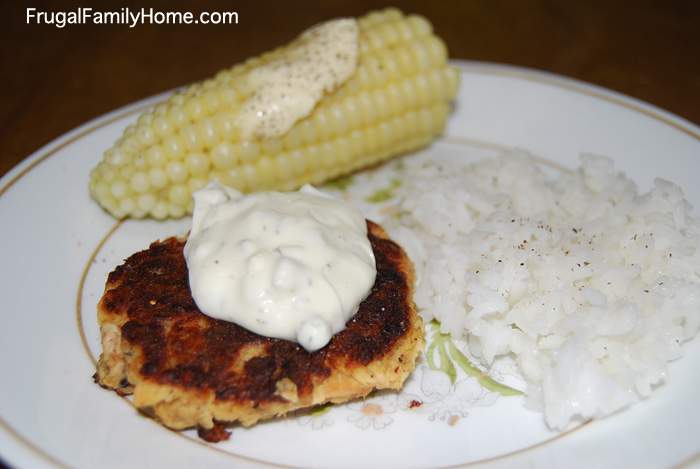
{"left": 237, "top": 18, "right": 358, "bottom": 140}
{"left": 183, "top": 183, "right": 376, "bottom": 351}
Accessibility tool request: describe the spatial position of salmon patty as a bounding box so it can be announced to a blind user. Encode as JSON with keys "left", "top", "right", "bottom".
{"left": 95, "top": 221, "right": 423, "bottom": 441}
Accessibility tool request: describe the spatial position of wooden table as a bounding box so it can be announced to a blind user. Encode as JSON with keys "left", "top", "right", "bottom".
{"left": 2, "top": 0, "right": 699, "bottom": 178}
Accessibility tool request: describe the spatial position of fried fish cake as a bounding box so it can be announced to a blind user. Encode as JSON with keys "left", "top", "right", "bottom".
{"left": 95, "top": 221, "right": 423, "bottom": 441}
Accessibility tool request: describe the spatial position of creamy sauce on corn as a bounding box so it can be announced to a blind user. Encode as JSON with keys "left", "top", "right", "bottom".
{"left": 237, "top": 18, "right": 358, "bottom": 140}
{"left": 183, "top": 183, "right": 376, "bottom": 351}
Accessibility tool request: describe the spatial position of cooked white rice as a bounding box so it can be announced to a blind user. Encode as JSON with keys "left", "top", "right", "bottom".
{"left": 382, "top": 150, "right": 700, "bottom": 429}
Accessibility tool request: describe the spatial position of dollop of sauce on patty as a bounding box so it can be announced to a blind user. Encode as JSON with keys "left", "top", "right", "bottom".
{"left": 184, "top": 183, "right": 376, "bottom": 351}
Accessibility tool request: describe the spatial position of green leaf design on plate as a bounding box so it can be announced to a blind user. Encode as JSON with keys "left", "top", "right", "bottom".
{"left": 324, "top": 174, "right": 355, "bottom": 191}
{"left": 366, "top": 178, "right": 402, "bottom": 203}
{"left": 309, "top": 403, "right": 332, "bottom": 416}
{"left": 426, "top": 332, "right": 457, "bottom": 383}
{"left": 426, "top": 320, "right": 522, "bottom": 396}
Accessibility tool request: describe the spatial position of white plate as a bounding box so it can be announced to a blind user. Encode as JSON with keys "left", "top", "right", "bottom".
{"left": 1, "top": 61, "right": 699, "bottom": 469}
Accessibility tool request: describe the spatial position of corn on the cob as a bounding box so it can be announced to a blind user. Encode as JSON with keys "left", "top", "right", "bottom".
{"left": 89, "top": 8, "right": 460, "bottom": 219}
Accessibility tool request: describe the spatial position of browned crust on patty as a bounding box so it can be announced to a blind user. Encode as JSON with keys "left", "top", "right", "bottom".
{"left": 95, "top": 221, "right": 423, "bottom": 437}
